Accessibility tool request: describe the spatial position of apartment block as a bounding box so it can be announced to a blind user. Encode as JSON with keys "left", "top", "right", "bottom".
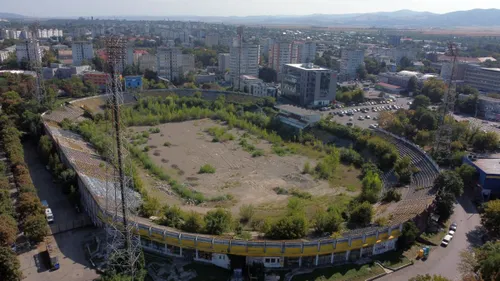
{"left": 218, "top": 53, "right": 230, "bottom": 73}
{"left": 340, "top": 49, "right": 365, "bottom": 81}
{"left": 72, "top": 41, "right": 94, "bottom": 66}
{"left": 269, "top": 41, "right": 292, "bottom": 73}
{"left": 229, "top": 40, "right": 260, "bottom": 87}
{"left": 16, "top": 40, "right": 42, "bottom": 64}
{"left": 157, "top": 47, "right": 182, "bottom": 81}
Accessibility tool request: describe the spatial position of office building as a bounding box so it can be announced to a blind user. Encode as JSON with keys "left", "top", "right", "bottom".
{"left": 16, "top": 40, "right": 42, "bottom": 64}
{"left": 281, "top": 63, "right": 337, "bottom": 107}
{"left": 464, "top": 65, "right": 500, "bottom": 93}
{"left": 205, "top": 34, "right": 219, "bottom": 48}
{"left": 157, "top": 47, "right": 181, "bottom": 81}
{"left": 229, "top": 40, "right": 260, "bottom": 87}
{"left": 340, "top": 49, "right": 364, "bottom": 81}
{"left": 72, "top": 41, "right": 94, "bottom": 66}
{"left": 269, "top": 41, "right": 292, "bottom": 73}
{"left": 218, "top": 53, "right": 230, "bottom": 73}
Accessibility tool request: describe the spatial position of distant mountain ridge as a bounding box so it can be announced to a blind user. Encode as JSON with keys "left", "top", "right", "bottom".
{"left": 2, "top": 9, "right": 500, "bottom": 27}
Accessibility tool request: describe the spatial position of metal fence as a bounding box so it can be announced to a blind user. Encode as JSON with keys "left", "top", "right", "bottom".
{"left": 49, "top": 217, "right": 93, "bottom": 235}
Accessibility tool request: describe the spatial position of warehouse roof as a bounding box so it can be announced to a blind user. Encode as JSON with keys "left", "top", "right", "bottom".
{"left": 471, "top": 158, "right": 500, "bottom": 175}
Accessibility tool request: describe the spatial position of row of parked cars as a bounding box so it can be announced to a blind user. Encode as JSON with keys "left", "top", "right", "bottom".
{"left": 441, "top": 222, "right": 458, "bottom": 247}
{"left": 372, "top": 104, "right": 401, "bottom": 112}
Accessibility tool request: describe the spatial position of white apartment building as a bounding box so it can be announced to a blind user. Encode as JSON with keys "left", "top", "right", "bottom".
{"left": 0, "top": 45, "right": 16, "bottom": 63}
{"left": 229, "top": 40, "right": 260, "bottom": 87}
{"left": 269, "top": 41, "right": 292, "bottom": 73}
{"left": 16, "top": 40, "right": 42, "bottom": 64}
{"left": 138, "top": 54, "right": 157, "bottom": 72}
{"left": 157, "top": 47, "right": 182, "bottom": 81}
{"left": 178, "top": 54, "right": 195, "bottom": 74}
{"left": 205, "top": 34, "right": 219, "bottom": 47}
{"left": 72, "top": 41, "right": 94, "bottom": 66}
{"left": 218, "top": 53, "right": 230, "bottom": 73}
{"left": 340, "top": 49, "right": 365, "bottom": 81}
{"left": 37, "top": 29, "right": 63, "bottom": 38}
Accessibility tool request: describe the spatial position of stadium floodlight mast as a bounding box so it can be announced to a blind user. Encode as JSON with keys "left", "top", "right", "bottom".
{"left": 103, "top": 35, "right": 141, "bottom": 278}
{"left": 25, "top": 21, "right": 45, "bottom": 104}
{"left": 433, "top": 42, "right": 458, "bottom": 162}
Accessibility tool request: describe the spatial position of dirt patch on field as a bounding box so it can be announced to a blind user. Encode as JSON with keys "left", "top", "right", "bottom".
{"left": 129, "top": 119, "right": 354, "bottom": 214}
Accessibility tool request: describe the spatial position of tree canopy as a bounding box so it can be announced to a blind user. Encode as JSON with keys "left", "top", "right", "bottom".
{"left": 421, "top": 78, "right": 446, "bottom": 103}
{"left": 410, "top": 95, "right": 431, "bottom": 110}
{"left": 481, "top": 200, "right": 500, "bottom": 240}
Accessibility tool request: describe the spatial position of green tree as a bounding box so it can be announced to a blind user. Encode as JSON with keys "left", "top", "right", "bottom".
{"left": 394, "top": 156, "right": 413, "bottom": 185}
{"left": 204, "top": 208, "right": 232, "bottom": 235}
{"left": 17, "top": 192, "right": 44, "bottom": 220}
{"left": 266, "top": 214, "right": 308, "bottom": 239}
{"left": 161, "top": 205, "right": 183, "bottom": 228}
{"left": 397, "top": 221, "right": 419, "bottom": 250}
{"left": 455, "top": 164, "right": 478, "bottom": 187}
{"left": 0, "top": 91, "right": 23, "bottom": 116}
{"left": 0, "top": 246, "right": 22, "bottom": 281}
{"left": 24, "top": 214, "right": 48, "bottom": 242}
{"left": 360, "top": 171, "right": 383, "bottom": 203}
{"left": 399, "top": 56, "right": 414, "bottom": 70}
{"left": 364, "top": 57, "right": 381, "bottom": 74}
{"left": 139, "top": 197, "right": 161, "bottom": 217}
{"left": 475, "top": 241, "right": 500, "bottom": 281}
{"left": 356, "top": 65, "right": 368, "bottom": 80}
{"left": 434, "top": 191, "right": 456, "bottom": 222}
{"left": 411, "top": 95, "right": 431, "bottom": 110}
{"left": 481, "top": 200, "right": 500, "bottom": 240}
{"left": 239, "top": 204, "right": 255, "bottom": 223}
{"left": 433, "top": 170, "right": 464, "bottom": 198}
{"left": 258, "top": 67, "right": 277, "bottom": 83}
{"left": 313, "top": 208, "right": 342, "bottom": 234}
{"left": 0, "top": 214, "right": 17, "bottom": 247}
{"left": 421, "top": 78, "right": 446, "bottom": 103}
{"left": 472, "top": 131, "right": 499, "bottom": 152}
{"left": 349, "top": 201, "right": 373, "bottom": 227}
{"left": 407, "top": 76, "right": 418, "bottom": 92}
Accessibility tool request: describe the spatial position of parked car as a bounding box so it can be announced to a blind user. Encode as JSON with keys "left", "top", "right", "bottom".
{"left": 346, "top": 122, "right": 353, "bottom": 126}
{"left": 441, "top": 234, "right": 453, "bottom": 247}
{"left": 365, "top": 115, "right": 371, "bottom": 119}
{"left": 450, "top": 222, "right": 457, "bottom": 231}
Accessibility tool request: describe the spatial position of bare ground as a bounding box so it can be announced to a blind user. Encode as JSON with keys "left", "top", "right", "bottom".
{"left": 129, "top": 119, "right": 361, "bottom": 215}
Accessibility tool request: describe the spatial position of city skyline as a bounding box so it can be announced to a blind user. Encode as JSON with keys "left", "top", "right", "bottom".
{"left": 1, "top": 0, "right": 499, "bottom": 18}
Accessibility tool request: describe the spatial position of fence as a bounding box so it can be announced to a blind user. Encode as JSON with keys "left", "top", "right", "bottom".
{"left": 49, "top": 216, "right": 93, "bottom": 235}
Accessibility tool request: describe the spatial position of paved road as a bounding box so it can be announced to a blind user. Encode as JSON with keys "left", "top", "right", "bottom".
{"left": 378, "top": 195, "right": 482, "bottom": 281}
{"left": 19, "top": 141, "right": 99, "bottom": 281}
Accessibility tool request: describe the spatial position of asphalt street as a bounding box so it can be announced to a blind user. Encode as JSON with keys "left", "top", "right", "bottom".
{"left": 377, "top": 195, "right": 482, "bottom": 281}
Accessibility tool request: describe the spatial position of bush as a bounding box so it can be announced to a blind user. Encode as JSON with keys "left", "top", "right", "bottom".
{"left": 139, "top": 197, "right": 161, "bottom": 217}
{"left": 382, "top": 189, "right": 402, "bottom": 203}
{"left": 339, "top": 147, "right": 363, "bottom": 167}
{"left": 161, "top": 205, "right": 183, "bottom": 228}
{"left": 314, "top": 149, "right": 340, "bottom": 180}
{"left": 290, "top": 189, "right": 312, "bottom": 200}
{"left": 199, "top": 164, "right": 216, "bottom": 174}
{"left": 302, "top": 161, "right": 312, "bottom": 174}
{"left": 182, "top": 211, "right": 204, "bottom": 233}
{"left": 149, "top": 127, "right": 161, "bottom": 134}
{"left": 163, "top": 141, "right": 172, "bottom": 147}
{"left": 314, "top": 209, "right": 343, "bottom": 234}
{"left": 349, "top": 201, "right": 373, "bottom": 227}
{"left": 359, "top": 171, "right": 382, "bottom": 204}
{"left": 204, "top": 208, "right": 232, "bottom": 235}
{"left": 265, "top": 215, "right": 308, "bottom": 239}
{"left": 251, "top": 149, "right": 264, "bottom": 157}
{"left": 239, "top": 204, "right": 255, "bottom": 223}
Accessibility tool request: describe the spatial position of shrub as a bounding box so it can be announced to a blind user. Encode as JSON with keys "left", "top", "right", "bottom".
{"left": 139, "top": 197, "right": 161, "bottom": 217}
{"left": 204, "top": 208, "right": 232, "bottom": 235}
{"left": 182, "top": 211, "right": 204, "bottom": 233}
{"left": 397, "top": 221, "right": 419, "bottom": 250}
{"left": 314, "top": 209, "right": 343, "bottom": 234}
{"left": 382, "top": 189, "right": 402, "bottom": 203}
{"left": 251, "top": 149, "right": 264, "bottom": 157}
{"left": 141, "top": 131, "right": 150, "bottom": 138}
{"left": 374, "top": 216, "right": 389, "bottom": 226}
{"left": 265, "top": 215, "right": 308, "bottom": 239}
{"left": 302, "top": 161, "right": 312, "bottom": 174}
{"left": 161, "top": 205, "right": 183, "bottom": 228}
{"left": 290, "top": 189, "right": 312, "bottom": 200}
{"left": 149, "top": 127, "right": 161, "bottom": 134}
{"left": 163, "top": 141, "right": 171, "bottom": 147}
{"left": 273, "top": 187, "right": 288, "bottom": 195}
{"left": 349, "top": 201, "right": 373, "bottom": 227}
{"left": 314, "top": 149, "right": 340, "bottom": 180}
{"left": 239, "top": 204, "right": 255, "bottom": 223}
{"left": 199, "top": 164, "right": 216, "bottom": 174}
{"left": 359, "top": 171, "right": 382, "bottom": 204}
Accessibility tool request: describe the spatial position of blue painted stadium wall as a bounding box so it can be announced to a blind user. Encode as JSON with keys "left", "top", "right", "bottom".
{"left": 463, "top": 157, "right": 500, "bottom": 196}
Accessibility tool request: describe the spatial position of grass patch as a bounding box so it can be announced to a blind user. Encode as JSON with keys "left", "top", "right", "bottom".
{"left": 291, "top": 263, "right": 385, "bottom": 281}
{"left": 373, "top": 251, "right": 411, "bottom": 269}
{"left": 206, "top": 126, "right": 235, "bottom": 142}
{"left": 251, "top": 149, "right": 265, "bottom": 157}
{"left": 272, "top": 144, "right": 295, "bottom": 156}
{"left": 290, "top": 189, "right": 312, "bottom": 200}
{"left": 199, "top": 164, "right": 216, "bottom": 174}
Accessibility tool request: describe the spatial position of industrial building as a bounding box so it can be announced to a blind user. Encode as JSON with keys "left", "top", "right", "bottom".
{"left": 477, "top": 95, "right": 500, "bottom": 121}
{"left": 463, "top": 155, "right": 500, "bottom": 199}
{"left": 281, "top": 63, "right": 337, "bottom": 107}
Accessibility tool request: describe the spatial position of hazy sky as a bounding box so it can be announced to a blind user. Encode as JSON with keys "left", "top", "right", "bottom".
{"left": 4, "top": 0, "right": 500, "bottom": 17}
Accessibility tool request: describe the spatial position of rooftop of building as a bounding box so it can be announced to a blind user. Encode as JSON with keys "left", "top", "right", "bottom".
{"left": 376, "top": 82, "right": 401, "bottom": 90}
{"left": 470, "top": 158, "right": 500, "bottom": 175}
{"left": 285, "top": 63, "right": 329, "bottom": 71}
{"left": 275, "top": 104, "right": 320, "bottom": 117}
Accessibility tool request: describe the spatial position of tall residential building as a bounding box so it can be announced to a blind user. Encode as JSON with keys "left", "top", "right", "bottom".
{"left": 229, "top": 40, "right": 260, "bottom": 87}
{"left": 205, "top": 34, "right": 219, "bottom": 48}
{"left": 16, "top": 40, "right": 42, "bottom": 65}
{"left": 72, "top": 41, "right": 94, "bottom": 66}
{"left": 218, "top": 53, "right": 230, "bottom": 73}
{"left": 157, "top": 47, "right": 181, "bottom": 81}
{"left": 269, "top": 41, "right": 292, "bottom": 73}
{"left": 340, "top": 49, "right": 365, "bottom": 81}
{"left": 138, "top": 54, "right": 157, "bottom": 72}
{"left": 388, "top": 35, "right": 402, "bottom": 47}
{"left": 297, "top": 41, "right": 317, "bottom": 64}
{"left": 281, "top": 63, "right": 337, "bottom": 107}
{"left": 178, "top": 54, "right": 195, "bottom": 74}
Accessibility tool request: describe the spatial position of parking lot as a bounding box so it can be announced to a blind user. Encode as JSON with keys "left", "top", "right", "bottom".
{"left": 320, "top": 96, "right": 413, "bottom": 129}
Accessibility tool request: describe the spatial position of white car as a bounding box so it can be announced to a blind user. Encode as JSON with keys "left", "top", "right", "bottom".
{"left": 441, "top": 234, "right": 453, "bottom": 247}
{"left": 45, "top": 208, "right": 54, "bottom": 223}
{"left": 450, "top": 222, "right": 457, "bottom": 231}
{"left": 448, "top": 230, "right": 455, "bottom": 236}
{"left": 365, "top": 115, "right": 371, "bottom": 119}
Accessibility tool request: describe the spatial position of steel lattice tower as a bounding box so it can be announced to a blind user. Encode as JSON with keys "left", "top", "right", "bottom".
{"left": 433, "top": 42, "right": 458, "bottom": 160}
{"left": 104, "top": 36, "right": 141, "bottom": 278}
